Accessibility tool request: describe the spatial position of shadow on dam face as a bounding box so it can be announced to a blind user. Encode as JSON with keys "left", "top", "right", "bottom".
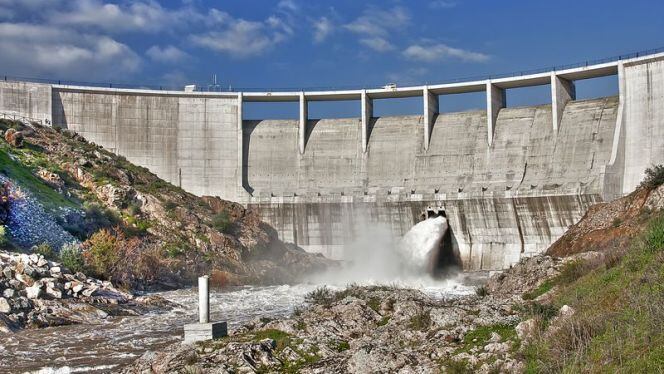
{"left": 425, "top": 209, "right": 463, "bottom": 278}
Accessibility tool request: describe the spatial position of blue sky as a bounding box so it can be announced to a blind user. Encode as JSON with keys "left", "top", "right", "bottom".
{"left": 0, "top": 0, "right": 662, "bottom": 118}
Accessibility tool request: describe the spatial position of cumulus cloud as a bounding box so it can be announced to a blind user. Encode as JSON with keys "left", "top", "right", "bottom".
{"left": 360, "top": 37, "right": 394, "bottom": 52}
{"left": 345, "top": 6, "right": 409, "bottom": 37}
{"left": 0, "top": 22, "right": 140, "bottom": 79}
{"left": 345, "top": 6, "right": 409, "bottom": 53}
{"left": 51, "top": 0, "right": 195, "bottom": 33}
{"left": 277, "top": 0, "right": 298, "bottom": 12}
{"left": 190, "top": 10, "right": 294, "bottom": 58}
{"left": 429, "top": 1, "right": 457, "bottom": 9}
{"left": 312, "top": 16, "right": 333, "bottom": 43}
{"left": 403, "top": 43, "right": 489, "bottom": 62}
{"left": 146, "top": 45, "right": 188, "bottom": 63}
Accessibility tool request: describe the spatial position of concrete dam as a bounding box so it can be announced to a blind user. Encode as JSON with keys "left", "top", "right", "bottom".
{"left": 1, "top": 52, "right": 663, "bottom": 271}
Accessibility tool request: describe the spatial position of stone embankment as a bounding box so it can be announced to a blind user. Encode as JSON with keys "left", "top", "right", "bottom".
{"left": 0, "top": 250, "right": 171, "bottom": 333}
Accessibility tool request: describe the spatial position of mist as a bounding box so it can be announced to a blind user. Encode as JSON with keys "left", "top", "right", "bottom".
{"left": 307, "top": 216, "right": 464, "bottom": 290}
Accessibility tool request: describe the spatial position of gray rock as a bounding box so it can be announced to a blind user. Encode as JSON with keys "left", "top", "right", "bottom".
{"left": 0, "top": 297, "right": 11, "bottom": 313}
{"left": 26, "top": 284, "right": 43, "bottom": 299}
{"left": 2, "top": 288, "right": 15, "bottom": 299}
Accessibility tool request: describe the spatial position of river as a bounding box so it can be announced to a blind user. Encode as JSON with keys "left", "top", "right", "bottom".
{"left": 0, "top": 279, "right": 476, "bottom": 373}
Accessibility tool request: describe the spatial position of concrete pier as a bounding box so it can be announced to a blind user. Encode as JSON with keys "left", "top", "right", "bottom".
{"left": 551, "top": 74, "right": 576, "bottom": 132}
{"left": 184, "top": 276, "right": 227, "bottom": 344}
{"left": 423, "top": 86, "right": 438, "bottom": 151}
{"left": 486, "top": 82, "right": 505, "bottom": 146}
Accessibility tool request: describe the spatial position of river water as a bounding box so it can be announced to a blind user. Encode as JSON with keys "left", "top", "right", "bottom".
{"left": 0, "top": 279, "right": 476, "bottom": 373}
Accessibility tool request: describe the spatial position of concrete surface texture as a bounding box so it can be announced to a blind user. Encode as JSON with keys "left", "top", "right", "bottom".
{"left": 0, "top": 81, "right": 51, "bottom": 124}
{"left": 0, "top": 53, "right": 663, "bottom": 270}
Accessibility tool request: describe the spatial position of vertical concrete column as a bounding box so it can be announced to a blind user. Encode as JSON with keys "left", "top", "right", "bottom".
{"left": 423, "top": 86, "right": 438, "bottom": 151}
{"left": 361, "top": 90, "right": 373, "bottom": 153}
{"left": 198, "top": 276, "right": 209, "bottom": 324}
{"left": 299, "top": 92, "right": 307, "bottom": 154}
{"left": 236, "top": 92, "right": 244, "bottom": 197}
{"left": 486, "top": 82, "right": 505, "bottom": 146}
{"left": 551, "top": 74, "right": 576, "bottom": 133}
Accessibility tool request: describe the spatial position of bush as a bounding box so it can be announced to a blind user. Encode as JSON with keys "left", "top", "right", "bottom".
{"left": 211, "top": 211, "right": 231, "bottom": 233}
{"left": 84, "top": 228, "right": 119, "bottom": 277}
{"left": 408, "top": 310, "right": 432, "bottom": 331}
{"left": 0, "top": 226, "right": 7, "bottom": 247}
{"left": 33, "top": 243, "right": 55, "bottom": 260}
{"left": 305, "top": 286, "right": 334, "bottom": 305}
{"left": 59, "top": 242, "right": 85, "bottom": 273}
{"left": 644, "top": 214, "right": 664, "bottom": 252}
{"left": 475, "top": 285, "right": 489, "bottom": 297}
{"left": 640, "top": 164, "right": 664, "bottom": 189}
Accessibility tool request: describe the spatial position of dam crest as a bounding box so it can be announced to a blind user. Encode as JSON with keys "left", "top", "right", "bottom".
{"left": 2, "top": 52, "right": 664, "bottom": 270}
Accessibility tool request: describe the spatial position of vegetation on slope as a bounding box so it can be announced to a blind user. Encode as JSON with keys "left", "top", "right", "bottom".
{"left": 520, "top": 167, "right": 664, "bottom": 373}
{"left": 0, "top": 119, "right": 330, "bottom": 290}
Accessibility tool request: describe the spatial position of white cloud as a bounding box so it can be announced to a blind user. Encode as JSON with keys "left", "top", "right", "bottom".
{"left": 403, "top": 43, "right": 489, "bottom": 62}
{"left": 191, "top": 17, "right": 291, "bottom": 58}
{"left": 360, "top": 37, "right": 394, "bottom": 52}
{"left": 344, "top": 6, "right": 409, "bottom": 53}
{"left": 51, "top": 0, "right": 195, "bottom": 33}
{"left": 0, "top": 22, "right": 140, "bottom": 79}
{"left": 429, "top": 1, "right": 457, "bottom": 9}
{"left": 345, "top": 6, "right": 409, "bottom": 37}
{"left": 312, "top": 16, "right": 333, "bottom": 43}
{"left": 277, "top": 0, "right": 298, "bottom": 12}
{"left": 146, "top": 45, "right": 188, "bottom": 63}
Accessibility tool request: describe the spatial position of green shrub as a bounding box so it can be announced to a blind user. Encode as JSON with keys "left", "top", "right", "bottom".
{"left": 644, "top": 214, "right": 664, "bottom": 252}
{"left": 522, "top": 280, "right": 554, "bottom": 300}
{"left": 408, "top": 310, "right": 432, "bottom": 331}
{"left": 33, "top": 243, "right": 55, "bottom": 260}
{"left": 305, "top": 286, "right": 334, "bottom": 305}
{"left": 59, "top": 243, "right": 85, "bottom": 273}
{"left": 164, "top": 201, "right": 177, "bottom": 211}
{"left": 83, "top": 228, "right": 119, "bottom": 278}
{"left": 0, "top": 226, "right": 7, "bottom": 247}
{"left": 475, "top": 285, "right": 489, "bottom": 297}
{"left": 211, "top": 211, "right": 231, "bottom": 233}
{"left": 639, "top": 164, "right": 664, "bottom": 189}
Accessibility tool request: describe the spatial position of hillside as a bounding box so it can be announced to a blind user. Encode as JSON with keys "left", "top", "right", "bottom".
{"left": 0, "top": 119, "right": 331, "bottom": 290}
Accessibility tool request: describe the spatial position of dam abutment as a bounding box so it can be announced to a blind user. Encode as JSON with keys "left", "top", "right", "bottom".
{"left": 2, "top": 52, "right": 664, "bottom": 271}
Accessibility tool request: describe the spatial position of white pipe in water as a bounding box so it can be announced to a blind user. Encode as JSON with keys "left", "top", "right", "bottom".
{"left": 198, "top": 276, "right": 209, "bottom": 324}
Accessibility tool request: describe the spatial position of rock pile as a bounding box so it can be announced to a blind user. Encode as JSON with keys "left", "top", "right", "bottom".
{"left": 0, "top": 175, "right": 78, "bottom": 250}
{"left": 0, "top": 250, "right": 140, "bottom": 333}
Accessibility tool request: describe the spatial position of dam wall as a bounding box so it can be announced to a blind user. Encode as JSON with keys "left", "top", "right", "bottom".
{"left": 1, "top": 52, "right": 663, "bottom": 270}
{"left": 51, "top": 89, "right": 240, "bottom": 198}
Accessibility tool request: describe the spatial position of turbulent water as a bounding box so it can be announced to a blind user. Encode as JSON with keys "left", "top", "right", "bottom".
{"left": 1, "top": 217, "right": 476, "bottom": 373}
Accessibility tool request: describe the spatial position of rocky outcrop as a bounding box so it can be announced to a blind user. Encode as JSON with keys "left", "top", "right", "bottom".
{"left": 547, "top": 183, "right": 664, "bottom": 257}
{"left": 0, "top": 250, "right": 171, "bottom": 333}
{"left": 124, "top": 285, "right": 531, "bottom": 373}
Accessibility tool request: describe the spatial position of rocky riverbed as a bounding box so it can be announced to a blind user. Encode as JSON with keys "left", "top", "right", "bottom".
{"left": 122, "top": 254, "right": 583, "bottom": 373}
{"left": 0, "top": 250, "right": 171, "bottom": 334}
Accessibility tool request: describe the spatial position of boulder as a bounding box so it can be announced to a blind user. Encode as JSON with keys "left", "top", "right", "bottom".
{"left": 0, "top": 297, "right": 11, "bottom": 313}
{"left": 2, "top": 288, "right": 15, "bottom": 299}
{"left": 515, "top": 319, "right": 537, "bottom": 342}
{"left": 26, "top": 284, "right": 43, "bottom": 299}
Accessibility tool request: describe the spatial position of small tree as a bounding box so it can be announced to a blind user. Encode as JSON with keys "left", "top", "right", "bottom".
{"left": 211, "top": 211, "right": 232, "bottom": 233}
{"left": 640, "top": 164, "right": 664, "bottom": 190}
{"left": 60, "top": 242, "right": 85, "bottom": 273}
{"left": 83, "top": 228, "right": 120, "bottom": 278}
